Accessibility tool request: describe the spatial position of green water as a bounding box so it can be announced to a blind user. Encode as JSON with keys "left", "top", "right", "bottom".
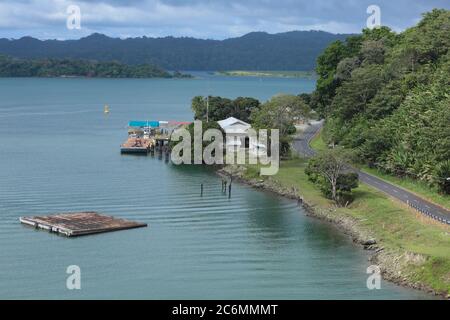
{"left": 0, "top": 74, "right": 430, "bottom": 299}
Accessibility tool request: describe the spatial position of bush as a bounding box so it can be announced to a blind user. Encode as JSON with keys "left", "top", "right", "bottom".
{"left": 434, "top": 161, "right": 450, "bottom": 195}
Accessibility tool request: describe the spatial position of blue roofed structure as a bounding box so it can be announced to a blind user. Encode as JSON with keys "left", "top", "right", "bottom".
{"left": 128, "top": 121, "right": 160, "bottom": 128}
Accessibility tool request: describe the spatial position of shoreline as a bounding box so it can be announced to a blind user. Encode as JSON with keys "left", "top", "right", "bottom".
{"left": 217, "top": 165, "right": 448, "bottom": 299}
{"left": 0, "top": 74, "right": 193, "bottom": 79}
{"left": 216, "top": 70, "right": 316, "bottom": 79}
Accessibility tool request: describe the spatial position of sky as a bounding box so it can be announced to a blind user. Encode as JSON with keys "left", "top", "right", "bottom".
{"left": 0, "top": 0, "right": 448, "bottom": 40}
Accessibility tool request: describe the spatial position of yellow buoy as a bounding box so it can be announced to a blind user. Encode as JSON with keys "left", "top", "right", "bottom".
{"left": 104, "top": 105, "right": 110, "bottom": 114}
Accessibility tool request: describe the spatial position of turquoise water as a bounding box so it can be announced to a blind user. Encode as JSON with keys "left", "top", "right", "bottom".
{"left": 0, "top": 74, "right": 430, "bottom": 299}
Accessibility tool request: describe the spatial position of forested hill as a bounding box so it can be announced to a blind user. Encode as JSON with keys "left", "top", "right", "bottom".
{"left": 0, "top": 31, "right": 351, "bottom": 71}
{"left": 311, "top": 9, "right": 450, "bottom": 194}
{"left": 0, "top": 55, "right": 190, "bottom": 78}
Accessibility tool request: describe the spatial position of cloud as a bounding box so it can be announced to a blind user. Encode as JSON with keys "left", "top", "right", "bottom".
{"left": 0, "top": 0, "right": 448, "bottom": 39}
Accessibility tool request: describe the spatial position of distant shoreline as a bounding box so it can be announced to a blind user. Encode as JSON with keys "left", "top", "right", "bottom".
{"left": 216, "top": 70, "right": 316, "bottom": 78}
{"left": 0, "top": 74, "right": 193, "bottom": 79}
{"left": 0, "top": 55, "right": 193, "bottom": 79}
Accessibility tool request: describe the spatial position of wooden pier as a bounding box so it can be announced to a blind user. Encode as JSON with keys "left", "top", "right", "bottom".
{"left": 20, "top": 212, "right": 147, "bottom": 237}
{"left": 120, "top": 137, "right": 154, "bottom": 154}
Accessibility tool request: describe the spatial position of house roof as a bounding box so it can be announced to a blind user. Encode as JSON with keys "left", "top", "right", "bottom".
{"left": 168, "top": 121, "right": 192, "bottom": 126}
{"left": 218, "top": 117, "right": 251, "bottom": 129}
{"left": 129, "top": 120, "right": 159, "bottom": 128}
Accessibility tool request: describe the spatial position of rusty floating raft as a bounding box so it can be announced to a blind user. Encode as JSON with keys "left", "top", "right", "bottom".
{"left": 20, "top": 212, "right": 147, "bottom": 237}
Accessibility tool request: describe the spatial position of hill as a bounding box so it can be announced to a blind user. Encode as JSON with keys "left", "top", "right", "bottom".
{"left": 0, "top": 31, "right": 352, "bottom": 71}
{"left": 0, "top": 55, "right": 190, "bottom": 78}
{"left": 311, "top": 9, "right": 450, "bottom": 194}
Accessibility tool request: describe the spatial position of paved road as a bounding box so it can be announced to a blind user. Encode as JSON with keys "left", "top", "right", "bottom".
{"left": 293, "top": 122, "right": 450, "bottom": 225}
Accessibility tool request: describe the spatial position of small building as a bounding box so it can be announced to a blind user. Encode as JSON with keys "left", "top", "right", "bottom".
{"left": 217, "top": 117, "right": 252, "bottom": 153}
{"left": 218, "top": 117, "right": 268, "bottom": 156}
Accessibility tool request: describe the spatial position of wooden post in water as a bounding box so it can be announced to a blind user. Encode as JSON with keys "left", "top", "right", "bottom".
{"left": 228, "top": 175, "right": 233, "bottom": 199}
{"left": 165, "top": 146, "right": 169, "bottom": 163}
{"left": 201, "top": 183, "right": 203, "bottom": 197}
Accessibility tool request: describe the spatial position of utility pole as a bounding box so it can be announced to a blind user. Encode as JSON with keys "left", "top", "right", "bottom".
{"left": 206, "top": 95, "right": 209, "bottom": 123}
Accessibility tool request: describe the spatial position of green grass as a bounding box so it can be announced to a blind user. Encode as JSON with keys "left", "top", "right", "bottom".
{"left": 309, "top": 129, "right": 328, "bottom": 153}
{"left": 310, "top": 130, "right": 450, "bottom": 210}
{"left": 264, "top": 158, "right": 450, "bottom": 294}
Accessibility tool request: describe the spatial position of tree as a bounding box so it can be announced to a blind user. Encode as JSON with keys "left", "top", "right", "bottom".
{"left": 330, "top": 64, "right": 384, "bottom": 123}
{"left": 360, "top": 40, "right": 386, "bottom": 65}
{"left": 314, "top": 40, "right": 349, "bottom": 115}
{"left": 298, "top": 93, "right": 311, "bottom": 105}
{"left": 313, "top": 35, "right": 364, "bottom": 116}
{"left": 231, "top": 97, "right": 261, "bottom": 122}
{"left": 251, "top": 94, "right": 310, "bottom": 136}
{"left": 251, "top": 94, "right": 311, "bottom": 157}
{"left": 305, "top": 148, "right": 358, "bottom": 205}
{"left": 191, "top": 96, "right": 260, "bottom": 123}
{"left": 361, "top": 26, "right": 396, "bottom": 44}
{"left": 335, "top": 57, "right": 360, "bottom": 81}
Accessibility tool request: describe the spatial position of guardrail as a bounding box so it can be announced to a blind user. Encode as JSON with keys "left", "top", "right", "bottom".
{"left": 407, "top": 200, "right": 450, "bottom": 225}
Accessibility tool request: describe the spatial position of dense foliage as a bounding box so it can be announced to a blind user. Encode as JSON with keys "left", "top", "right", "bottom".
{"left": 0, "top": 31, "right": 351, "bottom": 71}
{"left": 192, "top": 96, "right": 261, "bottom": 123}
{"left": 0, "top": 55, "right": 189, "bottom": 78}
{"left": 311, "top": 9, "right": 450, "bottom": 194}
{"left": 250, "top": 95, "right": 311, "bottom": 157}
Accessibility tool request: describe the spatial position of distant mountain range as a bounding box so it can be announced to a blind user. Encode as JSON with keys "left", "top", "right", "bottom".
{"left": 0, "top": 31, "right": 353, "bottom": 71}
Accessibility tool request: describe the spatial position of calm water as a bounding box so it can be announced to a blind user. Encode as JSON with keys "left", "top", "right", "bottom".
{"left": 0, "top": 74, "right": 430, "bottom": 299}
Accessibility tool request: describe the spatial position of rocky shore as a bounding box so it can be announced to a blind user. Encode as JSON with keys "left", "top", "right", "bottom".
{"left": 218, "top": 165, "right": 448, "bottom": 299}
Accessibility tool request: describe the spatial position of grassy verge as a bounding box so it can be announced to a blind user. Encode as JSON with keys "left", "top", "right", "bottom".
{"left": 308, "top": 128, "right": 327, "bottom": 152}
{"left": 241, "top": 158, "right": 450, "bottom": 295}
{"left": 310, "top": 131, "right": 450, "bottom": 210}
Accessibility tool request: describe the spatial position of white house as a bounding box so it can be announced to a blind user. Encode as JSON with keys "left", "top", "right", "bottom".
{"left": 218, "top": 117, "right": 250, "bottom": 152}
{"left": 217, "top": 117, "right": 267, "bottom": 156}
